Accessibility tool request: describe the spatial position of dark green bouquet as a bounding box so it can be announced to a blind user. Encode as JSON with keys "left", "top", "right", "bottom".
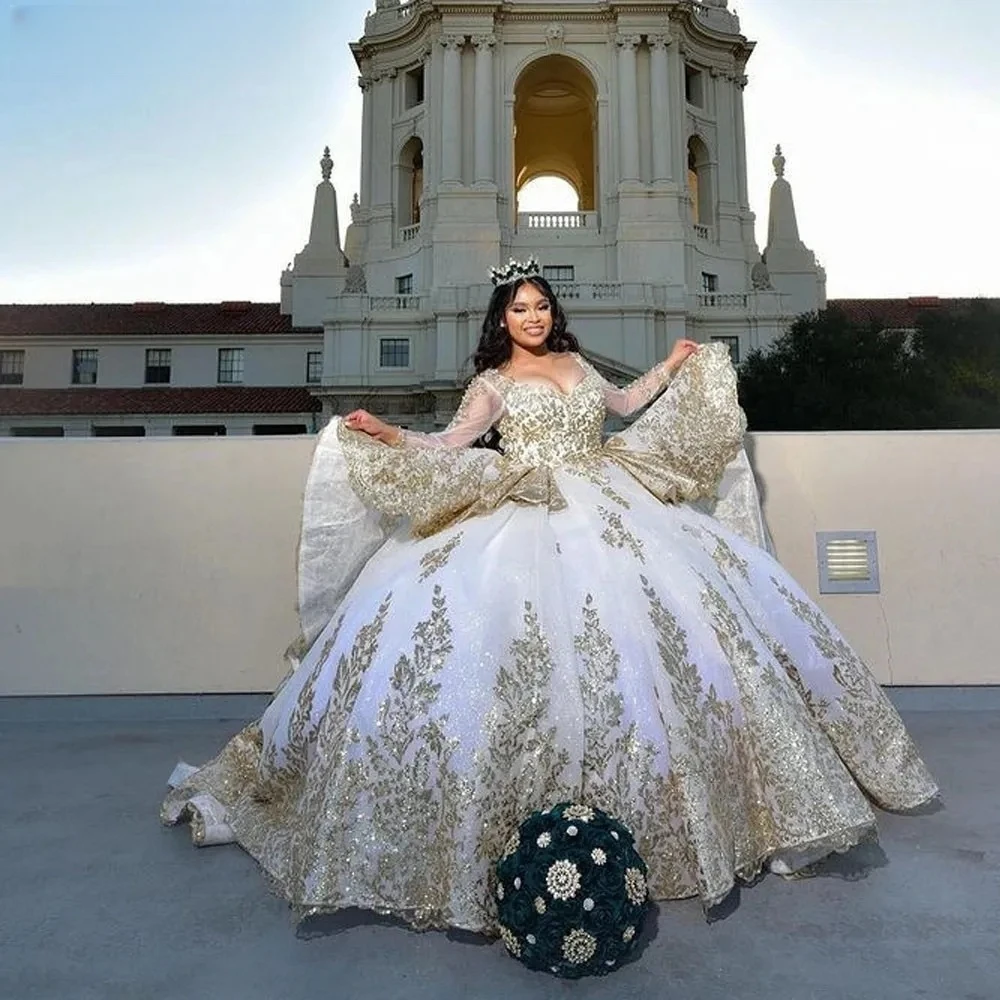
{"left": 494, "top": 802, "right": 649, "bottom": 978}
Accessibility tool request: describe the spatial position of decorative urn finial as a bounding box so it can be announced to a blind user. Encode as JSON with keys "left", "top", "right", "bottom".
{"left": 321, "top": 146, "right": 333, "bottom": 182}
{"left": 772, "top": 144, "right": 786, "bottom": 178}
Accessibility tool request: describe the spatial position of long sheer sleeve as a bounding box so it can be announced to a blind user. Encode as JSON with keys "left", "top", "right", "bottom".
{"left": 582, "top": 356, "right": 675, "bottom": 417}
{"left": 400, "top": 374, "right": 506, "bottom": 449}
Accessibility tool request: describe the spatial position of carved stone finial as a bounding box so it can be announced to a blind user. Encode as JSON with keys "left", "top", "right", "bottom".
{"left": 350, "top": 192, "right": 361, "bottom": 223}
{"left": 321, "top": 146, "right": 333, "bottom": 182}
{"left": 773, "top": 144, "right": 785, "bottom": 178}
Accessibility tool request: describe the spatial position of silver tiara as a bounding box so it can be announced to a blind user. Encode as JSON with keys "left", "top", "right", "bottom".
{"left": 489, "top": 257, "right": 541, "bottom": 287}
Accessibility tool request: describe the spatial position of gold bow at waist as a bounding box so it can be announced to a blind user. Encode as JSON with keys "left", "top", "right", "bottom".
{"left": 338, "top": 424, "right": 734, "bottom": 540}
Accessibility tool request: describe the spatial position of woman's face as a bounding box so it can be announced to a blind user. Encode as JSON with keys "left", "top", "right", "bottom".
{"left": 503, "top": 281, "right": 553, "bottom": 351}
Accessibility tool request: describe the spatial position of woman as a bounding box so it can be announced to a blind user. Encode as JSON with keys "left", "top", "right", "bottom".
{"left": 163, "top": 260, "right": 936, "bottom": 935}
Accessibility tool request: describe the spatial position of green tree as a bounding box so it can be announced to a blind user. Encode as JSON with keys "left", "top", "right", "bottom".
{"left": 738, "top": 308, "right": 934, "bottom": 431}
{"left": 911, "top": 300, "right": 1000, "bottom": 428}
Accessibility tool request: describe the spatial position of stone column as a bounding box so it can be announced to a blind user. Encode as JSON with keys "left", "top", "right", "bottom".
{"left": 713, "top": 67, "right": 739, "bottom": 205}
{"left": 371, "top": 68, "right": 396, "bottom": 205}
{"left": 472, "top": 34, "right": 496, "bottom": 185}
{"left": 440, "top": 34, "right": 464, "bottom": 185}
{"left": 734, "top": 72, "right": 749, "bottom": 208}
{"left": 616, "top": 34, "right": 641, "bottom": 183}
{"left": 358, "top": 74, "right": 374, "bottom": 205}
{"left": 649, "top": 33, "right": 673, "bottom": 182}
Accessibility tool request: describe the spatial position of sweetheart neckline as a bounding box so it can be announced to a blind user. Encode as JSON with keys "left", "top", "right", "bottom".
{"left": 492, "top": 361, "right": 592, "bottom": 400}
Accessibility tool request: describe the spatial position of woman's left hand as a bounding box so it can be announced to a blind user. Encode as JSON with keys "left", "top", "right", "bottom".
{"left": 665, "top": 338, "right": 700, "bottom": 374}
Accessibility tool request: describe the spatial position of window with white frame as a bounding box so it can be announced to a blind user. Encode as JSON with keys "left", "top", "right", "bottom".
{"left": 701, "top": 272, "right": 719, "bottom": 294}
{"left": 72, "top": 349, "right": 99, "bottom": 385}
{"left": 252, "top": 424, "right": 309, "bottom": 435}
{"left": 685, "top": 64, "right": 705, "bottom": 107}
{"left": 710, "top": 335, "right": 741, "bottom": 364}
{"left": 379, "top": 338, "right": 410, "bottom": 368}
{"left": 543, "top": 265, "right": 575, "bottom": 283}
{"left": 92, "top": 426, "right": 146, "bottom": 437}
{"left": 306, "top": 351, "right": 323, "bottom": 384}
{"left": 11, "top": 426, "right": 65, "bottom": 437}
{"left": 145, "top": 348, "right": 171, "bottom": 384}
{"left": 404, "top": 65, "right": 425, "bottom": 109}
{"left": 217, "top": 348, "right": 244, "bottom": 383}
{"left": 172, "top": 424, "right": 227, "bottom": 436}
{"left": 395, "top": 274, "right": 414, "bottom": 296}
{"left": 0, "top": 349, "right": 25, "bottom": 385}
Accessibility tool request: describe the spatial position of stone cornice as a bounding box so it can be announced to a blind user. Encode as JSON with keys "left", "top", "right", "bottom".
{"left": 353, "top": 1, "right": 753, "bottom": 68}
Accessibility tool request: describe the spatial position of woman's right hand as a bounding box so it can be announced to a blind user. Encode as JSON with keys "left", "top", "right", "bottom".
{"left": 343, "top": 409, "right": 401, "bottom": 446}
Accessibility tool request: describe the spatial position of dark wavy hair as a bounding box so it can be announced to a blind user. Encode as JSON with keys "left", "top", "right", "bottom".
{"left": 467, "top": 275, "right": 580, "bottom": 452}
{"left": 472, "top": 275, "right": 581, "bottom": 374}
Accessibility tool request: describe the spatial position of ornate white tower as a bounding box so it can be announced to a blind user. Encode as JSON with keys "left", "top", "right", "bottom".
{"left": 287, "top": 0, "right": 824, "bottom": 428}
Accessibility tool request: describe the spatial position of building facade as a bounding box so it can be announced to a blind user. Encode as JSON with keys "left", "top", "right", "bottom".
{"left": 280, "top": 0, "right": 825, "bottom": 429}
{"left": 0, "top": 304, "right": 322, "bottom": 437}
{"left": 2, "top": 0, "right": 831, "bottom": 438}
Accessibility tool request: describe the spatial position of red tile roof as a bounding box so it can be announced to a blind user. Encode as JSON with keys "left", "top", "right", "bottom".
{"left": 828, "top": 297, "right": 1000, "bottom": 328}
{"left": 0, "top": 386, "right": 322, "bottom": 417}
{"left": 0, "top": 303, "right": 322, "bottom": 338}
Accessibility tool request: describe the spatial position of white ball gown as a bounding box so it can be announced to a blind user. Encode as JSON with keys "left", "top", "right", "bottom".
{"left": 162, "top": 344, "right": 937, "bottom": 932}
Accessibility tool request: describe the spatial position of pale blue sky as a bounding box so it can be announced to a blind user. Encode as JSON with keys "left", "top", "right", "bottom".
{"left": 1, "top": 0, "right": 997, "bottom": 303}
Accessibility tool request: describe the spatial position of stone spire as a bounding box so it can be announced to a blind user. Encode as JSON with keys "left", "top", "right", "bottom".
{"left": 303, "top": 146, "right": 344, "bottom": 261}
{"left": 766, "top": 145, "right": 803, "bottom": 249}
{"left": 281, "top": 145, "right": 348, "bottom": 323}
{"left": 763, "top": 145, "right": 826, "bottom": 312}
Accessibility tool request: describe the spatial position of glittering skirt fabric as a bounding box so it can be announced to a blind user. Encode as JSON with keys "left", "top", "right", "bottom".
{"left": 162, "top": 463, "right": 937, "bottom": 931}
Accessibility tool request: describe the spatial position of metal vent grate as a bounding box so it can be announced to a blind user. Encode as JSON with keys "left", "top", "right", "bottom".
{"left": 816, "top": 531, "right": 880, "bottom": 594}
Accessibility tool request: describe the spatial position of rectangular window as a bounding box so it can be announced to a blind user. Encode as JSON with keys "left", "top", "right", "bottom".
{"left": 71, "top": 349, "right": 99, "bottom": 385}
{"left": 710, "top": 335, "right": 741, "bottom": 365}
{"left": 306, "top": 351, "right": 323, "bottom": 384}
{"left": 701, "top": 272, "right": 719, "bottom": 294}
{"left": 92, "top": 426, "right": 146, "bottom": 437}
{"left": 395, "top": 274, "right": 414, "bottom": 296}
{"left": 252, "top": 424, "right": 309, "bottom": 435}
{"left": 144, "top": 348, "right": 171, "bottom": 384}
{"left": 172, "top": 424, "right": 228, "bottom": 436}
{"left": 685, "top": 64, "right": 704, "bottom": 107}
{"left": 543, "top": 265, "right": 575, "bottom": 283}
{"left": 217, "top": 348, "right": 244, "bottom": 384}
{"left": 379, "top": 338, "right": 411, "bottom": 369}
{"left": 0, "top": 349, "right": 25, "bottom": 385}
{"left": 10, "top": 426, "right": 65, "bottom": 437}
{"left": 404, "top": 65, "right": 425, "bottom": 109}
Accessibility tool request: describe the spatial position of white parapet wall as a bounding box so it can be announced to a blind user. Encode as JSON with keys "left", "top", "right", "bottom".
{"left": 1, "top": 431, "right": 998, "bottom": 696}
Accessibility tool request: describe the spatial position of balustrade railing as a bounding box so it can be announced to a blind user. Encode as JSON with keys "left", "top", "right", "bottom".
{"left": 399, "top": 223, "right": 420, "bottom": 243}
{"left": 369, "top": 295, "right": 421, "bottom": 311}
{"left": 517, "top": 212, "right": 598, "bottom": 231}
{"left": 698, "top": 293, "right": 748, "bottom": 309}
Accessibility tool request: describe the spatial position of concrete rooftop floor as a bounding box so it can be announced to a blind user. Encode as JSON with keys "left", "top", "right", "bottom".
{"left": 1, "top": 695, "right": 998, "bottom": 1000}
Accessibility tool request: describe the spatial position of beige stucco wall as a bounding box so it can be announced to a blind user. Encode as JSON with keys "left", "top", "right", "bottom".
{"left": 1, "top": 431, "right": 997, "bottom": 696}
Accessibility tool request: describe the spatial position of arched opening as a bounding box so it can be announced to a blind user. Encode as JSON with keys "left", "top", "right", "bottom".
{"left": 687, "top": 135, "right": 714, "bottom": 229}
{"left": 517, "top": 175, "right": 580, "bottom": 213}
{"left": 514, "top": 55, "right": 598, "bottom": 223}
{"left": 397, "top": 136, "right": 424, "bottom": 233}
